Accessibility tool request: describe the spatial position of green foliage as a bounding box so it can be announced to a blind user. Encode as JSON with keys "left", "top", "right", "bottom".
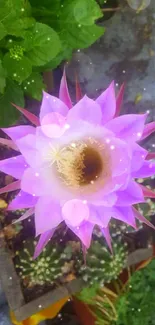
{"left": 0, "top": 79, "right": 24, "bottom": 126}
{"left": 0, "top": 0, "right": 104, "bottom": 126}
{"left": 114, "top": 259, "right": 155, "bottom": 325}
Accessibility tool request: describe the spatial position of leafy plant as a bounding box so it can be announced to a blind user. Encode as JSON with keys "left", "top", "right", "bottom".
{"left": 114, "top": 259, "right": 155, "bottom": 325}
{"left": 0, "top": 0, "right": 104, "bottom": 126}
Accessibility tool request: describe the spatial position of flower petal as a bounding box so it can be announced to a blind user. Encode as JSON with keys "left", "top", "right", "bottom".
{"left": 91, "top": 192, "right": 117, "bottom": 207}
{"left": 100, "top": 226, "right": 112, "bottom": 252}
{"left": 91, "top": 206, "right": 111, "bottom": 228}
{"left": 67, "top": 95, "right": 102, "bottom": 125}
{"left": 0, "top": 138, "right": 18, "bottom": 151}
{"left": 21, "top": 167, "right": 53, "bottom": 196}
{"left": 130, "top": 143, "right": 148, "bottom": 172}
{"left": 115, "top": 180, "right": 144, "bottom": 206}
{"left": 62, "top": 200, "right": 89, "bottom": 227}
{"left": 140, "top": 184, "right": 155, "bottom": 198}
{"left": 112, "top": 206, "right": 137, "bottom": 228}
{"left": 7, "top": 191, "right": 38, "bottom": 210}
{"left": 104, "top": 114, "right": 147, "bottom": 142}
{"left": 108, "top": 137, "right": 130, "bottom": 177}
{"left": 0, "top": 155, "right": 27, "bottom": 179}
{"left": 59, "top": 69, "right": 72, "bottom": 109}
{"left": 140, "top": 121, "right": 155, "bottom": 140}
{"left": 132, "top": 207, "right": 155, "bottom": 230}
{"left": 41, "top": 112, "right": 66, "bottom": 138}
{"left": 15, "top": 134, "right": 42, "bottom": 168}
{"left": 0, "top": 180, "right": 20, "bottom": 194}
{"left": 12, "top": 104, "right": 40, "bottom": 126}
{"left": 13, "top": 207, "right": 34, "bottom": 224}
{"left": 2, "top": 125, "right": 35, "bottom": 142}
{"left": 75, "top": 73, "right": 83, "bottom": 101}
{"left": 35, "top": 197, "right": 62, "bottom": 236}
{"left": 68, "top": 221, "right": 94, "bottom": 248}
{"left": 146, "top": 152, "right": 155, "bottom": 160}
{"left": 115, "top": 83, "right": 125, "bottom": 117}
{"left": 40, "top": 91, "right": 69, "bottom": 122}
{"left": 96, "top": 81, "right": 116, "bottom": 123}
{"left": 132, "top": 161, "right": 155, "bottom": 178}
{"left": 33, "top": 229, "right": 55, "bottom": 259}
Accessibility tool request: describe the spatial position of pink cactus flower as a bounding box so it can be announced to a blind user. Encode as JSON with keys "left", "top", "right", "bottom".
{"left": 0, "top": 72, "right": 155, "bottom": 258}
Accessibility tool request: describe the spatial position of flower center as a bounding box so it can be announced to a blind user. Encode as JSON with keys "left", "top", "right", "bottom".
{"left": 54, "top": 139, "right": 108, "bottom": 189}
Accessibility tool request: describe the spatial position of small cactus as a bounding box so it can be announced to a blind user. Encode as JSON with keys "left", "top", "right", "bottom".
{"left": 15, "top": 240, "right": 65, "bottom": 287}
{"left": 76, "top": 240, "right": 127, "bottom": 286}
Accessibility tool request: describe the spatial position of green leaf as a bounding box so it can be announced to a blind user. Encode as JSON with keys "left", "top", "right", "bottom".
{"left": 6, "top": 17, "right": 36, "bottom": 37}
{"left": 3, "top": 53, "right": 32, "bottom": 83}
{"left": 0, "top": 22, "right": 7, "bottom": 41}
{"left": 24, "top": 23, "right": 61, "bottom": 66}
{"left": 0, "top": 79, "right": 24, "bottom": 126}
{"left": 41, "top": 46, "right": 72, "bottom": 71}
{"left": 0, "top": 60, "right": 6, "bottom": 94}
{"left": 22, "top": 72, "right": 45, "bottom": 100}
{"left": 73, "top": 0, "right": 103, "bottom": 25}
{"left": 60, "top": 24, "right": 104, "bottom": 49}
{"left": 57, "top": 0, "right": 104, "bottom": 49}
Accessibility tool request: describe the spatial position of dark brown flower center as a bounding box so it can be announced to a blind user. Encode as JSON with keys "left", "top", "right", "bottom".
{"left": 80, "top": 147, "right": 103, "bottom": 185}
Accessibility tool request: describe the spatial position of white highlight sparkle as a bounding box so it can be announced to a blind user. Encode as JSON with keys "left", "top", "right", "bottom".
{"left": 35, "top": 172, "right": 39, "bottom": 177}
{"left": 110, "top": 145, "right": 115, "bottom": 150}
{"left": 64, "top": 123, "right": 70, "bottom": 129}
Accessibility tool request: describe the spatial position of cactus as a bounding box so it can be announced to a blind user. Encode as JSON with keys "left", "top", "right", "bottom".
{"left": 15, "top": 240, "right": 66, "bottom": 287}
{"left": 75, "top": 240, "right": 127, "bottom": 286}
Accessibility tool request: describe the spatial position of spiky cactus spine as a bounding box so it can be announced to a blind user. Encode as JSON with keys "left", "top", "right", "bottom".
{"left": 15, "top": 240, "right": 65, "bottom": 286}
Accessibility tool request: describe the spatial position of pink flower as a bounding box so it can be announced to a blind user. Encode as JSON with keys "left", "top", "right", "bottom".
{"left": 0, "top": 72, "right": 155, "bottom": 258}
